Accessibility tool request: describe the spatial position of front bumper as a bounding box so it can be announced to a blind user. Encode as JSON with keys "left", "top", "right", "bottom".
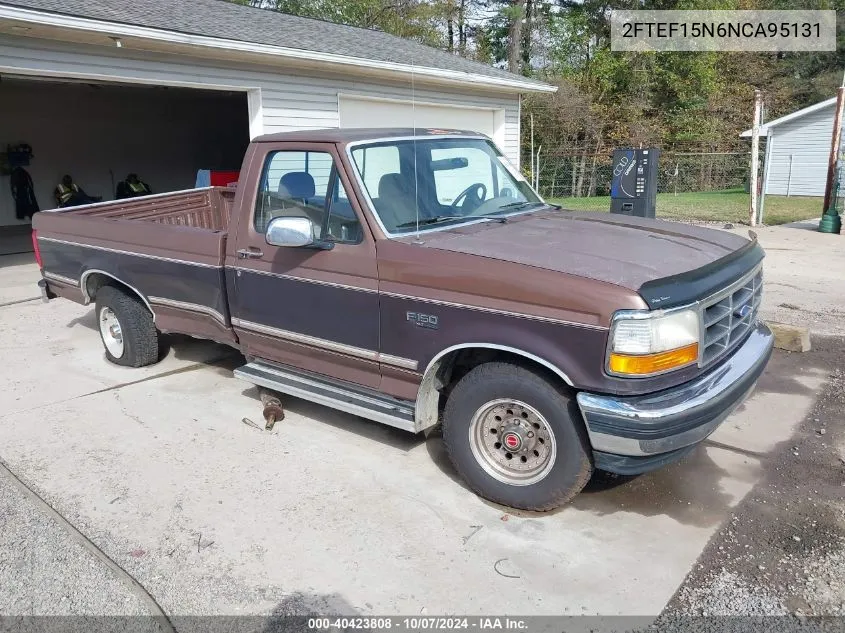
{"left": 576, "top": 322, "right": 773, "bottom": 472}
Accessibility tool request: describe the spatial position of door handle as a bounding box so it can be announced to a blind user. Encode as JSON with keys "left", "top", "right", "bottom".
{"left": 237, "top": 248, "right": 264, "bottom": 259}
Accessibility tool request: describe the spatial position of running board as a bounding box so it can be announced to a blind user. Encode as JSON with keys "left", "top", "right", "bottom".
{"left": 234, "top": 360, "right": 417, "bottom": 433}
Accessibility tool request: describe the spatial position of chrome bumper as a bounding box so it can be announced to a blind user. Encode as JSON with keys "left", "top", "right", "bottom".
{"left": 576, "top": 322, "right": 774, "bottom": 458}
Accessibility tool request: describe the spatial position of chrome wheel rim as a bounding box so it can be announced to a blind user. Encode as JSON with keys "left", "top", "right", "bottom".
{"left": 468, "top": 399, "right": 557, "bottom": 486}
{"left": 99, "top": 307, "right": 125, "bottom": 358}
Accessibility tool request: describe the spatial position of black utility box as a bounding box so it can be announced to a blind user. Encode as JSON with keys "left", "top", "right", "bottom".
{"left": 610, "top": 148, "right": 660, "bottom": 218}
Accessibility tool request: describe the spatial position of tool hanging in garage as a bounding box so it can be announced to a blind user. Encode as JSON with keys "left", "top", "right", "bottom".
{"left": 116, "top": 173, "right": 153, "bottom": 200}
{"left": 11, "top": 166, "right": 39, "bottom": 219}
{"left": 6, "top": 144, "right": 39, "bottom": 220}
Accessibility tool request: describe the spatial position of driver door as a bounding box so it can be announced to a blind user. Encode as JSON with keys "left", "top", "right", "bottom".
{"left": 229, "top": 142, "right": 381, "bottom": 389}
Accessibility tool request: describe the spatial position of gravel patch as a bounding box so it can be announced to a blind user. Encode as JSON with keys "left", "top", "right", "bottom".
{"left": 656, "top": 336, "right": 845, "bottom": 626}
{"left": 0, "top": 453, "right": 311, "bottom": 619}
{"left": 672, "top": 569, "right": 788, "bottom": 616}
{"left": 0, "top": 472, "right": 153, "bottom": 616}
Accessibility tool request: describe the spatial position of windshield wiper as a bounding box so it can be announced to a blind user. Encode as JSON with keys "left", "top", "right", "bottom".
{"left": 497, "top": 201, "right": 545, "bottom": 211}
{"left": 395, "top": 214, "right": 508, "bottom": 229}
{"left": 394, "top": 202, "right": 548, "bottom": 229}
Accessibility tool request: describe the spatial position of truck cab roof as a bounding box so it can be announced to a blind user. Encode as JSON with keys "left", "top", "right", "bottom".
{"left": 252, "top": 127, "right": 488, "bottom": 144}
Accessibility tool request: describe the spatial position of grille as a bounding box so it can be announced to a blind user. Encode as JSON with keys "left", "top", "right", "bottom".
{"left": 699, "top": 266, "right": 763, "bottom": 367}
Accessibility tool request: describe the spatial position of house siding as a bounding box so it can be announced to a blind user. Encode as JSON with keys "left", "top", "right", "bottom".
{"left": 0, "top": 35, "right": 521, "bottom": 165}
{"left": 765, "top": 104, "right": 835, "bottom": 197}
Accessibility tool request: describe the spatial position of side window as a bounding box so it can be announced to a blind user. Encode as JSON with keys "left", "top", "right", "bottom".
{"left": 325, "top": 173, "right": 363, "bottom": 243}
{"left": 430, "top": 147, "right": 495, "bottom": 205}
{"left": 254, "top": 150, "right": 362, "bottom": 244}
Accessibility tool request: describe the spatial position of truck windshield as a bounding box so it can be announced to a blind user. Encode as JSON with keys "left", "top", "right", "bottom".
{"left": 350, "top": 137, "right": 544, "bottom": 235}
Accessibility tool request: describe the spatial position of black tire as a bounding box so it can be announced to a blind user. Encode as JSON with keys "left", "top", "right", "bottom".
{"left": 94, "top": 285, "right": 159, "bottom": 367}
{"left": 442, "top": 362, "right": 593, "bottom": 511}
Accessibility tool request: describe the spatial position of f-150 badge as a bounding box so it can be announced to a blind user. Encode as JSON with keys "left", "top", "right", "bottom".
{"left": 406, "top": 311, "right": 439, "bottom": 330}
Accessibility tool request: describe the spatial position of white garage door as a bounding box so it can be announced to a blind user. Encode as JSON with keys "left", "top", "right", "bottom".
{"left": 339, "top": 95, "right": 504, "bottom": 149}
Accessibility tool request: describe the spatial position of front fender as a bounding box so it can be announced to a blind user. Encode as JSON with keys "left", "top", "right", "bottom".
{"left": 381, "top": 293, "right": 608, "bottom": 393}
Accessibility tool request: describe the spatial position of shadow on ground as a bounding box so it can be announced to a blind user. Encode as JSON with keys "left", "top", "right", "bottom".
{"left": 0, "top": 251, "right": 36, "bottom": 267}
{"left": 64, "top": 309, "right": 241, "bottom": 367}
{"left": 61, "top": 310, "right": 833, "bottom": 527}
{"left": 424, "top": 428, "right": 738, "bottom": 527}
{"left": 168, "top": 593, "right": 359, "bottom": 633}
{"left": 66, "top": 308, "right": 97, "bottom": 330}
{"left": 422, "top": 347, "right": 828, "bottom": 525}
{"left": 160, "top": 334, "right": 241, "bottom": 366}
{"left": 238, "top": 385, "right": 422, "bottom": 454}
{"left": 260, "top": 594, "right": 359, "bottom": 633}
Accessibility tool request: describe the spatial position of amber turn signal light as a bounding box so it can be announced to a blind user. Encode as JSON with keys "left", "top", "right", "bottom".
{"left": 608, "top": 343, "right": 699, "bottom": 376}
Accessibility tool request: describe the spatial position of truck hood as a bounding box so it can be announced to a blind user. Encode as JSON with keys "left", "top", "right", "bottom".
{"left": 412, "top": 210, "right": 752, "bottom": 292}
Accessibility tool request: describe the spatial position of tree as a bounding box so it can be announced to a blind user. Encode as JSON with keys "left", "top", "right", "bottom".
{"left": 506, "top": 0, "right": 526, "bottom": 73}
{"left": 225, "top": 0, "right": 845, "bottom": 186}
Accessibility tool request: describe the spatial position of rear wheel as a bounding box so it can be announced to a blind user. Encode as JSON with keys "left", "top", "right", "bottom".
{"left": 95, "top": 286, "right": 159, "bottom": 367}
{"left": 442, "top": 362, "right": 593, "bottom": 511}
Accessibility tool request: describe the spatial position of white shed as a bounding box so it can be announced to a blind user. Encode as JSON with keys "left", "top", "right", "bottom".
{"left": 0, "top": 0, "right": 553, "bottom": 248}
{"left": 741, "top": 97, "right": 838, "bottom": 197}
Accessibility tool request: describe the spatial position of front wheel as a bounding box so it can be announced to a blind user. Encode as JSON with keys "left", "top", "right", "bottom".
{"left": 442, "top": 362, "right": 593, "bottom": 511}
{"left": 95, "top": 286, "right": 159, "bottom": 367}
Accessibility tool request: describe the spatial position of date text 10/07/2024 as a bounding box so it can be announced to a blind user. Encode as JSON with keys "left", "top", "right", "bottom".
{"left": 308, "top": 617, "right": 529, "bottom": 630}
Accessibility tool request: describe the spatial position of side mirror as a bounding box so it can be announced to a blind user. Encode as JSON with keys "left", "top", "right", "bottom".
{"left": 265, "top": 216, "right": 333, "bottom": 250}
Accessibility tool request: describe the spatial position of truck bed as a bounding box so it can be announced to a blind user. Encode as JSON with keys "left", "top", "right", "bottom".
{"left": 62, "top": 187, "right": 234, "bottom": 231}
{"left": 33, "top": 187, "right": 238, "bottom": 343}
{"left": 33, "top": 187, "right": 234, "bottom": 267}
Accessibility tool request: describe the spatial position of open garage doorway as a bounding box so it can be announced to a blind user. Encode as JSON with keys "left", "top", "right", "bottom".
{"left": 0, "top": 76, "right": 250, "bottom": 255}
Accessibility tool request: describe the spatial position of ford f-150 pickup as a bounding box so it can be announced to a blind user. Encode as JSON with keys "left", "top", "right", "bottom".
{"left": 32, "top": 128, "right": 773, "bottom": 511}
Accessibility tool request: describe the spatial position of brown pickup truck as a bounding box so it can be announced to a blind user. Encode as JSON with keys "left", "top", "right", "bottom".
{"left": 32, "top": 128, "right": 773, "bottom": 511}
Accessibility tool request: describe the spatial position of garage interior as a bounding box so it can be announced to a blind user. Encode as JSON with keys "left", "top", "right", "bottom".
{"left": 0, "top": 76, "right": 250, "bottom": 255}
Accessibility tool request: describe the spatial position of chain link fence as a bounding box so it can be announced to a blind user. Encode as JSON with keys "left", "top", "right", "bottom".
{"left": 522, "top": 144, "right": 824, "bottom": 225}
{"left": 522, "top": 145, "right": 756, "bottom": 221}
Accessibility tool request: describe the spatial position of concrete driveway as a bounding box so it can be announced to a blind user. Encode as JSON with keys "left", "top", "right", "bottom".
{"left": 728, "top": 219, "right": 845, "bottom": 336}
{"left": 0, "top": 221, "right": 839, "bottom": 620}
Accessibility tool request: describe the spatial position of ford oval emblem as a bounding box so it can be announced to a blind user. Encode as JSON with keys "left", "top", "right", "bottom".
{"left": 734, "top": 305, "right": 752, "bottom": 318}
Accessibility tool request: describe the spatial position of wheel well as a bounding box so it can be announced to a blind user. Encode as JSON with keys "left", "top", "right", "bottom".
{"left": 82, "top": 272, "right": 154, "bottom": 317}
{"left": 414, "top": 345, "right": 573, "bottom": 433}
{"left": 437, "top": 348, "right": 568, "bottom": 397}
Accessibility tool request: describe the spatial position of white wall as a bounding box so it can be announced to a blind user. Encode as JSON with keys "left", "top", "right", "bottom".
{"left": 338, "top": 95, "right": 504, "bottom": 149}
{"left": 765, "top": 105, "right": 835, "bottom": 197}
{"left": 0, "top": 79, "right": 248, "bottom": 226}
{"left": 0, "top": 34, "right": 522, "bottom": 165}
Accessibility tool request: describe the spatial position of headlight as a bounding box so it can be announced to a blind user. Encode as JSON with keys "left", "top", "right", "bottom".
{"left": 607, "top": 309, "right": 699, "bottom": 377}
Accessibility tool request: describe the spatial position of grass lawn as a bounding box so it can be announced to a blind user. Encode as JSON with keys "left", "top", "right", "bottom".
{"left": 548, "top": 189, "right": 824, "bottom": 226}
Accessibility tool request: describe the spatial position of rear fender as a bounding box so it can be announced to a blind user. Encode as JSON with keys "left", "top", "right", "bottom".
{"left": 80, "top": 267, "right": 155, "bottom": 319}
